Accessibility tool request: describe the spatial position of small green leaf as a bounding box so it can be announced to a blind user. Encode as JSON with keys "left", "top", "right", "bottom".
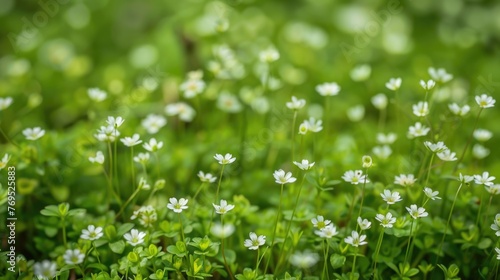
{"left": 330, "top": 254, "right": 346, "bottom": 269}
{"left": 109, "top": 240, "right": 125, "bottom": 254}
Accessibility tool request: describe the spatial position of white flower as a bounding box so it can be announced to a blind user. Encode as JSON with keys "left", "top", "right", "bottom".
{"left": 134, "top": 152, "right": 150, "bottom": 164}
{"left": 474, "top": 172, "right": 495, "bottom": 186}
{"left": 347, "top": 105, "right": 365, "bottom": 122}
{"left": 298, "top": 123, "right": 309, "bottom": 135}
{"left": 89, "top": 151, "right": 105, "bottom": 164}
{"left": 437, "top": 149, "right": 457, "bottom": 161}
{"left": 143, "top": 138, "right": 163, "bottom": 152}
{"left": 198, "top": 171, "right": 217, "bottom": 183}
{"left": 217, "top": 92, "right": 243, "bottom": 113}
{"left": 412, "top": 101, "right": 429, "bottom": 117}
{"left": 63, "top": 249, "right": 85, "bottom": 265}
{"left": 475, "top": 94, "right": 496, "bottom": 108}
{"left": 423, "top": 187, "right": 441, "bottom": 200}
{"left": 289, "top": 251, "right": 319, "bottom": 269}
{"left": 87, "top": 88, "right": 107, "bottom": 102}
{"left": 130, "top": 205, "right": 157, "bottom": 228}
{"left": 342, "top": 170, "right": 369, "bottom": 185}
{"left": 211, "top": 223, "right": 235, "bottom": 238}
{"left": 344, "top": 231, "right": 367, "bottom": 247}
{"left": 138, "top": 177, "right": 151, "bottom": 190}
{"left": 311, "top": 215, "right": 331, "bottom": 229}
{"left": 428, "top": 67, "right": 453, "bottom": 83}
{"left": 213, "top": 199, "right": 235, "bottom": 215}
{"left": 23, "top": 127, "right": 45, "bottom": 140}
{"left": 141, "top": 114, "right": 167, "bottom": 134}
{"left": 80, "top": 225, "right": 104, "bottom": 241}
{"left": 385, "top": 77, "right": 402, "bottom": 91}
{"left": 94, "top": 125, "right": 120, "bottom": 142}
{"left": 315, "top": 224, "right": 339, "bottom": 238}
{"left": 316, "top": 82, "right": 341, "bottom": 96}
{"left": 371, "top": 93, "right": 388, "bottom": 110}
{"left": 286, "top": 96, "right": 306, "bottom": 110}
{"left": 491, "top": 215, "right": 500, "bottom": 236}
{"left": 458, "top": 173, "right": 474, "bottom": 184}
{"left": 380, "top": 189, "right": 402, "bottom": 204}
{"left": 448, "top": 103, "right": 470, "bottom": 116}
{"left": 376, "top": 132, "right": 397, "bottom": 145}
{"left": 485, "top": 184, "right": 500, "bottom": 195}
{"left": 362, "top": 155, "right": 373, "bottom": 168}
{"left": 302, "top": 117, "right": 323, "bottom": 133}
{"left": 408, "top": 122, "right": 430, "bottom": 138}
{"left": 424, "top": 141, "right": 448, "bottom": 153}
{"left": 273, "top": 169, "right": 297, "bottom": 184}
{"left": 375, "top": 212, "right": 396, "bottom": 228}
{"left": 244, "top": 232, "right": 266, "bottom": 250}
{"left": 372, "top": 145, "right": 392, "bottom": 160}
{"left": 357, "top": 217, "right": 372, "bottom": 230}
{"left": 350, "top": 64, "right": 371, "bottom": 82}
{"left": 214, "top": 153, "right": 236, "bottom": 165}
{"left": 473, "top": 129, "right": 493, "bottom": 142}
{"left": 124, "top": 229, "right": 147, "bottom": 246}
{"left": 394, "top": 174, "right": 417, "bottom": 187}
{"left": 180, "top": 74, "right": 205, "bottom": 98}
{"left": 259, "top": 48, "right": 280, "bottom": 63}
{"left": 33, "top": 260, "right": 57, "bottom": 279}
{"left": 473, "top": 144, "right": 490, "bottom": 159}
{"left": 121, "top": 134, "right": 142, "bottom": 147}
{"left": 293, "top": 159, "right": 315, "bottom": 170}
{"left": 0, "top": 154, "right": 11, "bottom": 170}
{"left": 420, "top": 79, "right": 436, "bottom": 90}
{"left": 406, "top": 204, "right": 428, "bottom": 219}
{"left": 0, "top": 97, "right": 13, "bottom": 110}
{"left": 106, "top": 116, "right": 124, "bottom": 128}
{"left": 496, "top": 247, "right": 500, "bottom": 260}
{"left": 165, "top": 102, "right": 196, "bottom": 122}
{"left": 167, "top": 197, "right": 189, "bottom": 213}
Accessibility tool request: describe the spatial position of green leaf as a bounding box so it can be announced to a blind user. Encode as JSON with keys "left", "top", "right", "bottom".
{"left": 477, "top": 238, "right": 491, "bottom": 249}
{"left": 330, "top": 253, "right": 346, "bottom": 269}
{"left": 109, "top": 240, "right": 125, "bottom": 254}
{"left": 117, "top": 223, "right": 135, "bottom": 236}
{"left": 40, "top": 205, "right": 61, "bottom": 217}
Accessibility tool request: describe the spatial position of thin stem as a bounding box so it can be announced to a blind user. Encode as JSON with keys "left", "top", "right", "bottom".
{"left": 356, "top": 168, "right": 369, "bottom": 221}
{"left": 178, "top": 214, "right": 185, "bottom": 242}
{"left": 350, "top": 249, "right": 358, "bottom": 280}
{"left": 115, "top": 184, "right": 142, "bottom": 219}
{"left": 62, "top": 218, "right": 67, "bottom": 248}
{"left": 483, "top": 194, "right": 493, "bottom": 226}
{"left": 475, "top": 190, "right": 486, "bottom": 228}
{"left": 436, "top": 183, "right": 463, "bottom": 264}
{"left": 221, "top": 216, "right": 235, "bottom": 280}
{"left": 322, "top": 239, "right": 330, "bottom": 280}
{"left": 372, "top": 227, "right": 385, "bottom": 277}
{"left": 424, "top": 153, "right": 435, "bottom": 188}
{"left": 454, "top": 108, "right": 483, "bottom": 172}
{"left": 404, "top": 218, "right": 415, "bottom": 265}
{"left": 130, "top": 146, "right": 135, "bottom": 190}
{"left": 113, "top": 138, "right": 119, "bottom": 197}
{"left": 208, "top": 165, "right": 225, "bottom": 233}
{"left": 291, "top": 111, "right": 297, "bottom": 161}
{"left": 265, "top": 183, "right": 284, "bottom": 275}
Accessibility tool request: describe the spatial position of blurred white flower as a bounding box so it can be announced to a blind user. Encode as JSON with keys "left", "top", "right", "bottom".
{"left": 316, "top": 82, "right": 341, "bottom": 96}
{"left": 342, "top": 170, "right": 369, "bottom": 185}
{"left": 293, "top": 159, "right": 315, "bottom": 170}
{"left": 211, "top": 222, "right": 235, "bottom": 238}
{"left": 217, "top": 92, "right": 242, "bottom": 113}
{"left": 121, "top": 134, "right": 142, "bottom": 147}
{"left": 472, "top": 144, "right": 490, "bottom": 159}
{"left": 315, "top": 224, "right": 339, "bottom": 238}
{"left": 448, "top": 103, "right": 470, "bottom": 116}
{"left": 424, "top": 141, "right": 448, "bottom": 153}
{"left": 0, "top": 154, "right": 11, "bottom": 170}
{"left": 423, "top": 187, "right": 441, "bottom": 200}
{"left": 385, "top": 77, "right": 402, "bottom": 91}
{"left": 259, "top": 48, "right": 280, "bottom": 63}
{"left": 130, "top": 205, "right": 157, "bottom": 228}
{"left": 376, "top": 212, "right": 396, "bottom": 228}
{"left": 302, "top": 117, "right": 323, "bottom": 133}
{"left": 198, "top": 171, "right": 217, "bottom": 183}
{"left": 311, "top": 215, "right": 331, "bottom": 229}
{"left": 485, "top": 184, "right": 500, "bottom": 195}
{"left": 89, "top": 151, "right": 105, "bottom": 164}
{"left": 420, "top": 79, "right": 436, "bottom": 90}
{"left": 33, "top": 260, "right": 57, "bottom": 279}
{"left": 428, "top": 67, "right": 453, "bottom": 83}
{"left": 350, "top": 64, "right": 371, "bottom": 82}
{"left": 289, "top": 251, "right": 319, "bottom": 269}
{"left": 87, "top": 88, "right": 107, "bottom": 102}
{"left": 106, "top": 116, "right": 124, "bottom": 128}
{"left": 357, "top": 217, "right": 371, "bottom": 230}
{"left": 344, "top": 231, "right": 367, "bottom": 247}
{"left": 124, "top": 229, "right": 146, "bottom": 246}
{"left": 167, "top": 197, "right": 189, "bottom": 213}
{"left": 214, "top": 153, "right": 236, "bottom": 165}
{"left": 474, "top": 172, "right": 495, "bottom": 186}
{"left": 380, "top": 189, "right": 402, "bottom": 204}
{"left": 273, "top": 169, "right": 296, "bottom": 184}
{"left": 141, "top": 114, "right": 167, "bottom": 134}
{"left": 63, "top": 249, "right": 85, "bottom": 265}
{"left": 133, "top": 152, "right": 150, "bottom": 164}
{"left": 412, "top": 101, "right": 429, "bottom": 117}
{"left": 475, "top": 94, "right": 496, "bottom": 108}
{"left": 394, "top": 174, "right": 417, "bottom": 187}
{"left": 213, "top": 199, "right": 235, "bottom": 215}
{"left": 143, "top": 138, "right": 163, "bottom": 152}
{"left": 23, "top": 127, "right": 45, "bottom": 141}
{"left": 94, "top": 125, "right": 120, "bottom": 142}
{"left": 406, "top": 204, "right": 428, "bottom": 219}
{"left": 286, "top": 96, "right": 306, "bottom": 110}
{"left": 362, "top": 155, "right": 373, "bottom": 168}
{"left": 180, "top": 70, "right": 205, "bottom": 98}
{"left": 0, "top": 97, "right": 13, "bottom": 110}
{"left": 473, "top": 129, "right": 492, "bottom": 142}
{"left": 165, "top": 102, "right": 196, "bottom": 122}
{"left": 244, "top": 232, "right": 266, "bottom": 250}
{"left": 80, "top": 225, "right": 103, "bottom": 241}
{"left": 376, "top": 132, "right": 397, "bottom": 145}
{"left": 408, "top": 122, "right": 430, "bottom": 138}
{"left": 347, "top": 105, "right": 365, "bottom": 122}
{"left": 437, "top": 149, "right": 457, "bottom": 161}
{"left": 371, "top": 93, "right": 388, "bottom": 110}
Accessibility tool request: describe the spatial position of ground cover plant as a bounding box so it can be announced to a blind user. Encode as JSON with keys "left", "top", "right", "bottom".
{"left": 1, "top": 0, "right": 500, "bottom": 279}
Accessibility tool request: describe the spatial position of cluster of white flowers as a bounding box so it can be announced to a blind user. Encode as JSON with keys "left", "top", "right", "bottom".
{"left": 131, "top": 205, "right": 158, "bottom": 227}
{"left": 179, "top": 70, "right": 206, "bottom": 99}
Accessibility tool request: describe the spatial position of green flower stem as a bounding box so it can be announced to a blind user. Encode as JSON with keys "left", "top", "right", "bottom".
{"left": 265, "top": 183, "right": 284, "bottom": 275}
{"left": 322, "top": 239, "right": 330, "bottom": 280}
{"left": 113, "top": 138, "right": 119, "bottom": 197}
{"left": 424, "top": 153, "right": 435, "bottom": 188}
{"left": 372, "top": 227, "right": 385, "bottom": 277}
{"left": 179, "top": 214, "right": 185, "bottom": 242}
{"left": 356, "top": 168, "right": 369, "bottom": 222}
{"left": 454, "top": 108, "right": 483, "bottom": 172}
{"left": 350, "top": 248, "right": 358, "bottom": 280}
{"left": 436, "top": 182, "right": 463, "bottom": 264}
{"left": 130, "top": 146, "right": 135, "bottom": 191}
{"left": 188, "top": 182, "right": 206, "bottom": 219}
{"left": 153, "top": 152, "right": 160, "bottom": 179}
{"left": 208, "top": 165, "right": 225, "bottom": 233}
{"left": 62, "top": 217, "right": 67, "bottom": 248}
{"left": 475, "top": 190, "right": 486, "bottom": 228}
{"left": 291, "top": 110, "right": 297, "bottom": 161}
{"left": 404, "top": 218, "right": 416, "bottom": 265}
{"left": 256, "top": 247, "right": 269, "bottom": 272}
{"left": 0, "top": 127, "right": 19, "bottom": 148}
{"left": 378, "top": 107, "right": 386, "bottom": 132}
{"left": 115, "top": 184, "right": 143, "bottom": 219}
{"left": 220, "top": 216, "right": 235, "bottom": 280}
{"left": 483, "top": 193, "right": 493, "bottom": 226}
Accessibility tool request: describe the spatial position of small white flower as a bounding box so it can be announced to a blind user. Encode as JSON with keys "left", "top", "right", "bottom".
{"left": 23, "top": 127, "right": 45, "bottom": 140}
{"left": 259, "top": 47, "right": 280, "bottom": 63}
{"left": 485, "top": 184, "right": 500, "bottom": 195}
{"left": 420, "top": 79, "right": 436, "bottom": 90}
{"left": 94, "top": 125, "right": 120, "bottom": 142}
{"left": 0, "top": 97, "right": 13, "bottom": 110}
{"left": 376, "top": 132, "right": 397, "bottom": 145}
{"left": 165, "top": 102, "right": 196, "bottom": 122}
{"left": 167, "top": 197, "right": 189, "bottom": 213}
{"left": 385, "top": 77, "right": 402, "bottom": 91}
{"left": 80, "top": 225, "right": 104, "bottom": 241}
{"left": 491, "top": 215, "right": 500, "bottom": 236}
{"left": 458, "top": 173, "right": 474, "bottom": 184}
{"left": 448, "top": 103, "right": 470, "bottom": 116}
{"left": 141, "top": 114, "right": 167, "bottom": 134}
{"left": 347, "top": 105, "right": 365, "bottom": 122}
{"left": 106, "top": 116, "right": 125, "bottom": 128}
{"left": 474, "top": 172, "right": 495, "bottom": 186}
{"left": 311, "top": 215, "right": 331, "bottom": 229}
{"left": 342, "top": 170, "right": 369, "bottom": 185}
{"left": 87, "top": 88, "right": 107, "bottom": 102}
{"left": 315, "top": 224, "right": 339, "bottom": 238}
{"left": 138, "top": 177, "right": 151, "bottom": 190}
{"left": 143, "top": 138, "right": 163, "bottom": 152}
{"left": 33, "top": 260, "right": 57, "bottom": 279}
{"left": 214, "top": 153, "right": 236, "bottom": 165}
{"left": 344, "top": 231, "right": 367, "bottom": 247}
{"left": 372, "top": 145, "right": 392, "bottom": 160}
{"left": 180, "top": 73, "right": 205, "bottom": 98}
{"left": 211, "top": 222, "right": 235, "bottom": 238}
{"left": 273, "top": 169, "right": 297, "bottom": 184}
{"left": 121, "top": 134, "right": 142, "bottom": 147}
{"left": 357, "top": 217, "right": 372, "bottom": 230}
{"left": 375, "top": 212, "right": 396, "bottom": 228}
{"left": 316, "top": 82, "right": 341, "bottom": 96}
{"left": 213, "top": 199, "right": 235, "bottom": 215}
{"left": 380, "top": 189, "right": 403, "bottom": 204}
{"left": 408, "top": 122, "right": 430, "bottom": 138}
{"left": 350, "top": 64, "right": 371, "bottom": 82}
{"left": 289, "top": 251, "right": 319, "bottom": 269}
{"left": 394, "top": 174, "right": 417, "bottom": 187}
{"left": 473, "top": 129, "right": 493, "bottom": 142}
{"left": 217, "top": 92, "right": 243, "bottom": 113}
{"left": 124, "top": 229, "right": 147, "bottom": 246}
{"left": 63, "top": 249, "right": 85, "bottom": 265}
{"left": 406, "top": 204, "right": 428, "bottom": 219}
{"left": 198, "top": 171, "right": 217, "bottom": 183}
{"left": 495, "top": 247, "right": 500, "bottom": 260}
{"left": 293, "top": 159, "right": 315, "bottom": 170}
{"left": 412, "top": 101, "right": 429, "bottom": 117}
{"left": 424, "top": 141, "right": 448, "bottom": 153}
{"left": 0, "top": 154, "right": 11, "bottom": 170}
{"left": 473, "top": 144, "right": 490, "bottom": 159}
{"left": 134, "top": 152, "right": 150, "bottom": 164}
{"left": 302, "top": 117, "right": 323, "bottom": 133}
{"left": 130, "top": 205, "right": 157, "bottom": 228}
{"left": 475, "top": 94, "right": 495, "bottom": 108}
{"left": 437, "top": 149, "right": 457, "bottom": 161}
{"left": 244, "top": 232, "right": 266, "bottom": 250}
{"left": 371, "top": 93, "right": 388, "bottom": 110}
{"left": 286, "top": 96, "right": 306, "bottom": 110}
{"left": 89, "top": 151, "right": 105, "bottom": 164}
{"left": 428, "top": 67, "right": 453, "bottom": 83}
{"left": 298, "top": 123, "right": 309, "bottom": 135}
{"left": 423, "top": 187, "right": 441, "bottom": 200}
